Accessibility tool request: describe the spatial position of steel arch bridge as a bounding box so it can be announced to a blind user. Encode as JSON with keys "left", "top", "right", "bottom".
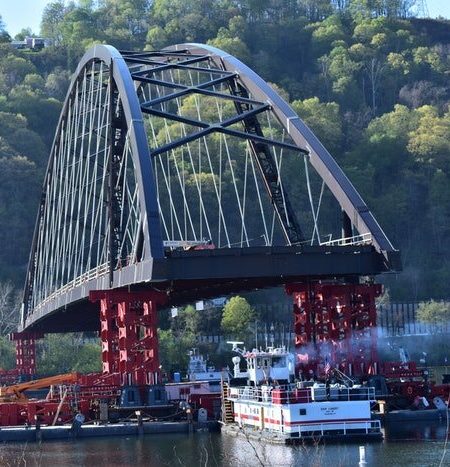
{"left": 21, "top": 43, "right": 400, "bottom": 335}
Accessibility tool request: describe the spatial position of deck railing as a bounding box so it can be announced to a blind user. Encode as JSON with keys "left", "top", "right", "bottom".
{"left": 228, "top": 384, "right": 376, "bottom": 404}
{"left": 32, "top": 263, "right": 109, "bottom": 315}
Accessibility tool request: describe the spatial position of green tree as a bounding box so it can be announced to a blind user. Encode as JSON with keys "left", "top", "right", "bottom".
{"left": 208, "top": 34, "right": 251, "bottom": 63}
{"left": 0, "top": 54, "right": 37, "bottom": 89}
{"left": 38, "top": 334, "right": 101, "bottom": 375}
{"left": 412, "top": 46, "right": 443, "bottom": 73}
{"left": 310, "top": 14, "right": 346, "bottom": 57}
{"left": 407, "top": 105, "right": 450, "bottom": 171}
{"left": 416, "top": 300, "right": 450, "bottom": 325}
{"left": 40, "top": 1, "right": 71, "bottom": 46}
{"left": 0, "top": 111, "right": 47, "bottom": 164}
{"left": 387, "top": 51, "right": 410, "bottom": 75}
{"left": 0, "top": 336, "right": 15, "bottom": 370}
{"left": 161, "top": 304, "right": 202, "bottom": 374}
{"left": 14, "top": 28, "right": 34, "bottom": 41}
{"left": 176, "top": 305, "right": 200, "bottom": 336}
{"left": 0, "top": 15, "right": 11, "bottom": 43}
{"left": 147, "top": 0, "right": 234, "bottom": 50}
{"left": 292, "top": 97, "right": 343, "bottom": 154}
{"left": 158, "top": 328, "right": 190, "bottom": 373}
{"left": 72, "top": 343, "right": 102, "bottom": 373}
{"left": 5, "top": 91, "right": 61, "bottom": 146}
{"left": 0, "top": 156, "right": 41, "bottom": 281}
{"left": 324, "top": 44, "right": 361, "bottom": 103}
{"left": 367, "top": 103, "right": 418, "bottom": 147}
{"left": 45, "top": 67, "right": 70, "bottom": 100}
{"left": 299, "top": 0, "right": 334, "bottom": 21}
{"left": 221, "top": 296, "right": 255, "bottom": 339}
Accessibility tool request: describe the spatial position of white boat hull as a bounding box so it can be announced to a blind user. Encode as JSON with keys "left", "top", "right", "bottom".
{"left": 230, "top": 398, "right": 381, "bottom": 439}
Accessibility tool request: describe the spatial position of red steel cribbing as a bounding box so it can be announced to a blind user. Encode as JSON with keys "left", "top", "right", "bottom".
{"left": 9, "top": 332, "right": 44, "bottom": 376}
{"left": 286, "top": 283, "right": 382, "bottom": 376}
{"left": 99, "top": 298, "right": 119, "bottom": 375}
{"left": 89, "top": 289, "right": 167, "bottom": 386}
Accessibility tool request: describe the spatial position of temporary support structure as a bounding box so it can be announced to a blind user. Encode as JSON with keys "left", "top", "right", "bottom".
{"left": 9, "top": 332, "right": 44, "bottom": 377}
{"left": 89, "top": 289, "right": 167, "bottom": 386}
{"left": 286, "top": 283, "right": 381, "bottom": 376}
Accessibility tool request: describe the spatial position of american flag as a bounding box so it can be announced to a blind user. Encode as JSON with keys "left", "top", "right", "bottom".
{"left": 297, "top": 353, "right": 309, "bottom": 363}
{"left": 324, "top": 358, "right": 331, "bottom": 375}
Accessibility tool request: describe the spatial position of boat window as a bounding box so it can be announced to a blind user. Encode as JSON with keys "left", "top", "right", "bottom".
{"left": 299, "top": 408, "right": 306, "bottom": 415}
{"left": 273, "top": 357, "right": 285, "bottom": 367}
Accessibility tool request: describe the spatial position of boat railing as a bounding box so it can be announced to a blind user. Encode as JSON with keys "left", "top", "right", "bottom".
{"left": 291, "top": 419, "right": 381, "bottom": 437}
{"left": 228, "top": 384, "right": 376, "bottom": 404}
{"left": 325, "top": 385, "right": 376, "bottom": 402}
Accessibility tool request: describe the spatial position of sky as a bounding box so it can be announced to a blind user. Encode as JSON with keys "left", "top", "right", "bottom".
{"left": 0, "top": 0, "right": 449, "bottom": 37}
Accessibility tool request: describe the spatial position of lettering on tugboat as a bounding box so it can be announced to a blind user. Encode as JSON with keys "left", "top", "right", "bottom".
{"left": 320, "top": 406, "right": 338, "bottom": 416}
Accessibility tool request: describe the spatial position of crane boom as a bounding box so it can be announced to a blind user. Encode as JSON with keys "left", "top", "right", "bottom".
{"left": 0, "top": 372, "right": 79, "bottom": 402}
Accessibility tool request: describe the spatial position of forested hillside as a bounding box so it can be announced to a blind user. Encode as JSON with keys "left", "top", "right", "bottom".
{"left": 1, "top": 0, "right": 450, "bottom": 300}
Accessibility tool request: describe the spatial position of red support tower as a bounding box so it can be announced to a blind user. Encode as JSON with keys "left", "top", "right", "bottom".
{"left": 89, "top": 289, "right": 167, "bottom": 386}
{"left": 9, "top": 332, "right": 43, "bottom": 377}
{"left": 286, "top": 283, "right": 381, "bottom": 377}
{"left": 350, "top": 284, "right": 380, "bottom": 375}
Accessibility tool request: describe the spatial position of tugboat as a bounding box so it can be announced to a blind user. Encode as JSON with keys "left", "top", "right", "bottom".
{"left": 186, "top": 349, "right": 224, "bottom": 382}
{"left": 165, "top": 349, "right": 227, "bottom": 419}
{"left": 222, "top": 343, "right": 382, "bottom": 443}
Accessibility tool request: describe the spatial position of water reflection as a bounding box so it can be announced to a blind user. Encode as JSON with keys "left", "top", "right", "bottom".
{"left": 384, "top": 419, "right": 448, "bottom": 441}
{"left": 0, "top": 421, "right": 448, "bottom": 466}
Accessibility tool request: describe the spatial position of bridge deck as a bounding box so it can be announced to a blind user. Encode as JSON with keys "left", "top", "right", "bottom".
{"left": 23, "top": 245, "right": 395, "bottom": 332}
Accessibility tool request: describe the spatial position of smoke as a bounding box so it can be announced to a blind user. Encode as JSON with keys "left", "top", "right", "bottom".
{"left": 294, "top": 322, "right": 450, "bottom": 369}
{"left": 377, "top": 322, "right": 450, "bottom": 366}
{"left": 295, "top": 328, "right": 379, "bottom": 365}
{"left": 295, "top": 340, "right": 333, "bottom": 363}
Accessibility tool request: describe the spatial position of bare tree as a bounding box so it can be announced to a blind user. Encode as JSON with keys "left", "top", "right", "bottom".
{"left": 365, "top": 57, "right": 386, "bottom": 114}
{"left": 0, "top": 281, "right": 20, "bottom": 335}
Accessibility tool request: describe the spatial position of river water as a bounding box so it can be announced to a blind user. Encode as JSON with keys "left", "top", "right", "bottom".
{"left": 0, "top": 420, "right": 448, "bottom": 466}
